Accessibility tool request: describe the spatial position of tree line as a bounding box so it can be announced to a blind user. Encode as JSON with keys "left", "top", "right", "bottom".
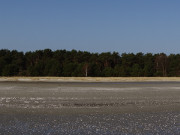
{"left": 0, "top": 49, "right": 179, "bottom": 77}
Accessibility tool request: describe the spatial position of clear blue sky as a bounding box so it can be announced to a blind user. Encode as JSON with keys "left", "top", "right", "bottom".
{"left": 0, "top": 0, "right": 180, "bottom": 54}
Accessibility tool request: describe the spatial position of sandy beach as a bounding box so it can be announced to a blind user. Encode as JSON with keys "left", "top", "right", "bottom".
{"left": 1, "top": 77, "right": 180, "bottom": 82}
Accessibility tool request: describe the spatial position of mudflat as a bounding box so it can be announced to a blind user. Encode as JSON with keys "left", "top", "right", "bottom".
{"left": 0, "top": 81, "right": 179, "bottom": 134}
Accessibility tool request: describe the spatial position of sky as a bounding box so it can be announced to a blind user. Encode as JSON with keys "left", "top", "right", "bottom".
{"left": 0, "top": 0, "right": 180, "bottom": 54}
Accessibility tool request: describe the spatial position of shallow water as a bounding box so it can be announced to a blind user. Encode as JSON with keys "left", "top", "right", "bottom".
{"left": 0, "top": 82, "right": 179, "bottom": 134}
{"left": 0, "top": 112, "right": 179, "bottom": 135}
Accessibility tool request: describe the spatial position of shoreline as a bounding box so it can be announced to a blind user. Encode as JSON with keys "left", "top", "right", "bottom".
{"left": 1, "top": 77, "right": 180, "bottom": 82}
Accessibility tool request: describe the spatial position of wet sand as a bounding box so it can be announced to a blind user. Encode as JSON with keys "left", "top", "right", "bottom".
{"left": 0, "top": 81, "right": 179, "bottom": 134}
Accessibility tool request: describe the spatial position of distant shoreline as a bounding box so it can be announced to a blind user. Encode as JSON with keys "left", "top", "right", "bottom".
{"left": 1, "top": 77, "right": 180, "bottom": 82}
